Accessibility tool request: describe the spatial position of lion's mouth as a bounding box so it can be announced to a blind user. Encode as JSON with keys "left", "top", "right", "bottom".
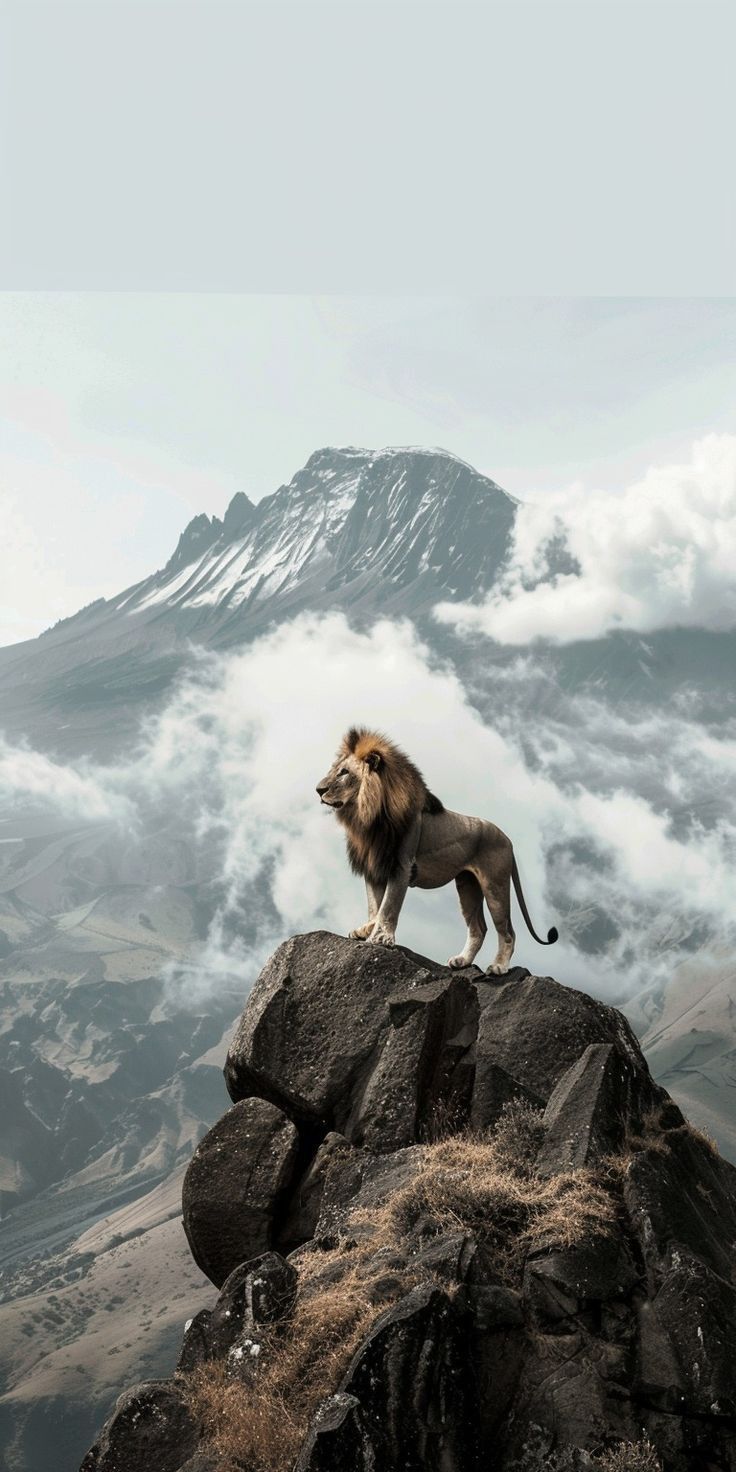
{"left": 320, "top": 797, "right": 343, "bottom": 808}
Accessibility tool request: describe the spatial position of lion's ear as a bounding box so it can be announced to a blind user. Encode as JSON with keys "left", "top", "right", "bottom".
{"left": 364, "top": 751, "right": 383, "bottom": 773}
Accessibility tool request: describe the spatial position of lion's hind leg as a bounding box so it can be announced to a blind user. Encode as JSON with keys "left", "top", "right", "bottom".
{"left": 448, "top": 871, "right": 487, "bottom": 968}
{"left": 478, "top": 864, "right": 515, "bottom": 975}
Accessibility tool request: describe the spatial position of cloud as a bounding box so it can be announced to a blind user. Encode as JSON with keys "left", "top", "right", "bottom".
{"left": 2, "top": 612, "right": 735, "bottom": 1006}
{"left": 436, "top": 434, "right": 736, "bottom": 644}
{"left": 0, "top": 734, "right": 135, "bottom": 823}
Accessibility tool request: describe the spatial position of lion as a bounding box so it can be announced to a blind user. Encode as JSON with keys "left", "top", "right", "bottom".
{"left": 316, "top": 726, "right": 558, "bottom": 974}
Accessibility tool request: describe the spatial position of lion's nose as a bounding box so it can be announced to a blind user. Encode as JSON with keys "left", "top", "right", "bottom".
{"left": 316, "top": 783, "right": 329, "bottom": 796}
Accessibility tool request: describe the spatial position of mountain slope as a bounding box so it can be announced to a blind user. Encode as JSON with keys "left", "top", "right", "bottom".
{"left": 0, "top": 448, "right": 517, "bottom": 760}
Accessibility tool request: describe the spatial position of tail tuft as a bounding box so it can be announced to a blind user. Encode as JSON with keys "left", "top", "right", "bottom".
{"left": 547, "top": 926, "right": 559, "bottom": 944}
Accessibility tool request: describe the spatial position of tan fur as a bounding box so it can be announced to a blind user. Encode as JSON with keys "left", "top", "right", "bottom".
{"left": 316, "top": 728, "right": 558, "bottom": 975}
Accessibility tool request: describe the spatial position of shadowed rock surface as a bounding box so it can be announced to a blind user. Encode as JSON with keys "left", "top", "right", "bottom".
{"left": 80, "top": 931, "right": 736, "bottom": 1469}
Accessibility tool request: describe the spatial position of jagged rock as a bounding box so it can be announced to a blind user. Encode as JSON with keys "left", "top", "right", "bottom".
{"left": 469, "top": 1057, "right": 544, "bottom": 1134}
{"left": 624, "top": 1125, "right": 736, "bottom": 1284}
{"left": 536, "top": 1042, "right": 661, "bottom": 1175}
{"left": 314, "top": 1144, "right": 423, "bottom": 1245}
{"left": 177, "top": 1251, "right": 297, "bottom": 1371}
{"left": 178, "top": 1458, "right": 224, "bottom": 1472}
{"left": 525, "top": 1235, "right": 639, "bottom": 1313}
{"left": 182, "top": 1097, "right": 299, "bottom": 1287}
{"left": 503, "top": 1333, "right": 639, "bottom": 1464}
{"left": 470, "top": 970, "right": 654, "bottom": 1124}
{"left": 79, "top": 1381, "right": 199, "bottom": 1472}
{"left": 176, "top": 1309, "right": 214, "bottom": 1372}
{"left": 354, "top": 974, "right": 479, "bottom": 1149}
{"left": 214, "top": 1251, "right": 298, "bottom": 1364}
{"left": 297, "top": 1285, "right": 473, "bottom": 1471}
{"left": 224, "top": 932, "right": 434, "bottom": 1129}
{"left": 649, "top": 1249, "right": 736, "bottom": 1415}
{"left": 294, "top": 1392, "right": 365, "bottom": 1469}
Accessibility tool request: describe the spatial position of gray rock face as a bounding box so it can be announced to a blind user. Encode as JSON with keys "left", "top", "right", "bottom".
{"left": 473, "top": 969, "right": 651, "bottom": 1108}
{"left": 224, "top": 931, "right": 430, "bottom": 1129}
{"left": 536, "top": 1041, "right": 666, "bottom": 1174}
{"left": 82, "top": 933, "right": 736, "bottom": 1472}
{"left": 79, "top": 1382, "right": 199, "bottom": 1472}
{"left": 295, "top": 1285, "right": 472, "bottom": 1472}
{"left": 182, "top": 1097, "right": 299, "bottom": 1287}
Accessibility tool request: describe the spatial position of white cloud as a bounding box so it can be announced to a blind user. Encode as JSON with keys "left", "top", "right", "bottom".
{"left": 0, "top": 734, "right": 135, "bottom": 823}
{"left": 436, "top": 434, "right": 736, "bottom": 644}
{"left": 2, "top": 612, "right": 735, "bottom": 1004}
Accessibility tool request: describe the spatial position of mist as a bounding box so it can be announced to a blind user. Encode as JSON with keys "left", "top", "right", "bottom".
{"left": 436, "top": 433, "right": 736, "bottom": 644}
{"left": 2, "top": 611, "right": 735, "bottom": 1009}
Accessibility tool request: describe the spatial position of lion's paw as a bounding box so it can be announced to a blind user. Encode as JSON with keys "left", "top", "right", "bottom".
{"left": 349, "top": 924, "right": 374, "bottom": 940}
{"left": 369, "top": 928, "right": 395, "bottom": 948}
{"left": 448, "top": 954, "right": 471, "bottom": 969}
{"left": 486, "top": 962, "right": 508, "bottom": 976}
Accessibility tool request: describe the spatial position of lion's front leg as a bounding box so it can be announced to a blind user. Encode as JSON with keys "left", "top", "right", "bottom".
{"left": 349, "top": 920, "right": 375, "bottom": 940}
{"left": 368, "top": 867, "right": 412, "bottom": 948}
{"left": 349, "top": 878, "right": 384, "bottom": 941}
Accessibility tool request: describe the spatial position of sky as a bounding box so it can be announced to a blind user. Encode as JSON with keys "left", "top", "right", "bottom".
{"left": 1, "top": 293, "right": 736, "bottom": 647}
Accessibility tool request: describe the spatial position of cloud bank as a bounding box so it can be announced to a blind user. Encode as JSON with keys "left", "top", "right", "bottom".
{"left": 436, "top": 434, "right": 736, "bottom": 644}
{"left": 3, "top": 612, "right": 735, "bottom": 1009}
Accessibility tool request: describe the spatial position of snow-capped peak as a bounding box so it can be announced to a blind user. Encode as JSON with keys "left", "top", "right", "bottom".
{"left": 110, "top": 445, "right": 518, "bottom": 628}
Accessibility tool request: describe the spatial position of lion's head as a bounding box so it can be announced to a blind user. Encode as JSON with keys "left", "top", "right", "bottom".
{"left": 316, "top": 727, "right": 427, "bottom": 833}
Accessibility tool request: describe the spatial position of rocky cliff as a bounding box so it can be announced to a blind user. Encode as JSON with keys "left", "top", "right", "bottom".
{"left": 81, "top": 933, "right": 736, "bottom": 1471}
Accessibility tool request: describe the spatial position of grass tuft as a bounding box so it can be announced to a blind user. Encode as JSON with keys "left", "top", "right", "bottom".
{"left": 593, "top": 1438, "right": 662, "bottom": 1471}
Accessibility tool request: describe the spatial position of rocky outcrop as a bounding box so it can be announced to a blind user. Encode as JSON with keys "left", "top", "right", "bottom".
{"left": 182, "top": 1098, "right": 299, "bottom": 1287}
{"left": 81, "top": 932, "right": 736, "bottom": 1472}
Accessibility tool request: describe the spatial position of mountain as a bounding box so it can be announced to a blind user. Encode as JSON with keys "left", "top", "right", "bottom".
{"left": 0, "top": 448, "right": 517, "bottom": 760}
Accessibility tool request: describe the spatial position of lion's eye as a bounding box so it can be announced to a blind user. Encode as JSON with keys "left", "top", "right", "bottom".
{"left": 338, "top": 768, "right": 348, "bottom": 777}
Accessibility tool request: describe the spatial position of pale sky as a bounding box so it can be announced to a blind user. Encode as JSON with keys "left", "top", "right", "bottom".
{"left": 1, "top": 294, "right": 736, "bottom": 646}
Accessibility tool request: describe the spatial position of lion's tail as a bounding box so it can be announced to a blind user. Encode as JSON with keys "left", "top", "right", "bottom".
{"left": 511, "top": 855, "right": 558, "bottom": 946}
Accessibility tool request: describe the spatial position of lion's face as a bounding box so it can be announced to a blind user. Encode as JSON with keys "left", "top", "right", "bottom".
{"left": 315, "top": 752, "right": 364, "bottom": 811}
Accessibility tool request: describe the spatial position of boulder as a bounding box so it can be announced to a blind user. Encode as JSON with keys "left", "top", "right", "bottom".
{"left": 536, "top": 1042, "right": 659, "bottom": 1175}
{"left": 470, "top": 970, "right": 654, "bottom": 1123}
{"left": 79, "top": 1382, "right": 199, "bottom": 1472}
{"left": 297, "top": 1285, "right": 473, "bottom": 1471}
{"left": 351, "top": 974, "right": 479, "bottom": 1149}
{"left": 224, "top": 932, "right": 435, "bottom": 1129}
{"left": 182, "top": 1097, "right": 299, "bottom": 1287}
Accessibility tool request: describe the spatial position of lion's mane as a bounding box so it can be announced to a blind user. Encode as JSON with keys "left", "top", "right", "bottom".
{"left": 336, "top": 726, "right": 444, "bottom": 885}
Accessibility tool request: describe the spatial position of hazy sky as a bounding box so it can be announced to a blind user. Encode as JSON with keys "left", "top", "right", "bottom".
{"left": 1, "top": 293, "right": 736, "bottom": 646}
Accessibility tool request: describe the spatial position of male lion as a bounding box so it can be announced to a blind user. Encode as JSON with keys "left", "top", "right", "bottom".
{"left": 316, "top": 726, "right": 558, "bottom": 975}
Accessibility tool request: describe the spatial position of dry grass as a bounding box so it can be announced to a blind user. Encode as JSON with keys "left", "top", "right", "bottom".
{"left": 593, "top": 1438, "right": 662, "bottom": 1472}
{"left": 186, "top": 1253, "right": 403, "bottom": 1472}
{"left": 183, "top": 1101, "right": 618, "bottom": 1472}
{"left": 352, "top": 1102, "right": 616, "bottom": 1283}
{"left": 682, "top": 1119, "right": 720, "bottom": 1156}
